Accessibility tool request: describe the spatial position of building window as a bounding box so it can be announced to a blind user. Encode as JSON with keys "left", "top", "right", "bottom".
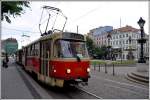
{"left": 122, "top": 34, "right": 124, "bottom": 38}
{"left": 126, "top": 40, "right": 128, "bottom": 44}
{"left": 123, "top": 40, "right": 124, "bottom": 44}
{"left": 126, "top": 34, "right": 128, "bottom": 37}
{"left": 116, "top": 36, "right": 118, "bottom": 39}
{"left": 119, "top": 35, "right": 122, "bottom": 38}
{"left": 122, "top": 54, "right": 124, "bottom": 59}
{"left": 120, "top": 41, "right": 121, "bottom": 45}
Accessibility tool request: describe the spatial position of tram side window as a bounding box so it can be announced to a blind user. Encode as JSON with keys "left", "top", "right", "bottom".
{"left": 30, "top": 46, "right": 32, "bottom": 56}
{"left": 35, "top": 43, "right": 39, "bottom": 56}
{"left": 41, "top": 40, "right": 51, "bottom": 58}
{"left": 46, "top": 40, "right": 51, "bottom": 58}
{"left": 27, "top": 47, "right": 30, "bottom": 56}
{"left": 55, "top": 40, "right": 62, "bottom": 58}
{"left": 32, "top": 44, "right": 35, "bottom": 56}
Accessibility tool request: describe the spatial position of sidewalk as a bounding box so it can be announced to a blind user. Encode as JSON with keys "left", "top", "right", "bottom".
{"left": 1, "top": 60, "right": 34, "bottom": 99}
{"left": 1, "top": 58, "right": 52, "bottom": 99}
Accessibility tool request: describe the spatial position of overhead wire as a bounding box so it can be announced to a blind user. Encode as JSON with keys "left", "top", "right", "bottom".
{"left": 2, "top": 27, "right": 40, "bottom": 34}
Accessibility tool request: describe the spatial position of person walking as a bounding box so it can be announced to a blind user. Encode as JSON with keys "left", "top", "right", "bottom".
{"left": 2, "top": 53, "right": 9, "bottom": 68}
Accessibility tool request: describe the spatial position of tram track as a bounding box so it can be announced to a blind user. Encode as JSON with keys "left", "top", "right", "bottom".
{"left": 43, "top": 83, "right": 103, "bottom": 99}
{"left": 75, "top": 85, "right": 103, "bottom": 99}
{"left": 15, "top": 63, "right": 102, "bottom": 99}
{"left": 34, "top": 79, "right": 102, "bottom": 99}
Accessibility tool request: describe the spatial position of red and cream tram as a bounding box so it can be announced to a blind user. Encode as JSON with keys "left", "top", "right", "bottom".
{"left": 16, "top": 32, "right": 90, "bottom": 87}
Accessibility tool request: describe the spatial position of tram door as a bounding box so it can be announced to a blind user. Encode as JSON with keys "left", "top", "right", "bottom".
{"left": 40, "top": 40, "right": 51, "bottom": 76}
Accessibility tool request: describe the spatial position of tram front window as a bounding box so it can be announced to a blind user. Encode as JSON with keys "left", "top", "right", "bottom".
{"left": 55, "top": 40, "right": 88, "bottom": 58}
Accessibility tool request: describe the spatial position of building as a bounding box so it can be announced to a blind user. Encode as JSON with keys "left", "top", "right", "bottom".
{"left": 88, "top": 25, "right": 149, "bottom": 60}
{"left": 88, "top": 26, "right": 113, "bottom": 47}
{"left": 1, "top": 38, "right": 18, "bottom": 55}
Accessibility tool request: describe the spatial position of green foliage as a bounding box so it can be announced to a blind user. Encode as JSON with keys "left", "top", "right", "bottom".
{"left": 86, "top": 36, "right": 95, "bottom": 57}
{"left": 1, "top": 1, "right": 30, "bottom": 23}
{"left": 94, "top": 45, "right": 108, "bottom": 59}
{"left": 86, "top": 36, "right": 109, "bottom": 59}
{"left": 91, "top": 60, "right": 136, "bottom": 66}
{"left": 111, "top": 60, "right": 136, "bottom": 65}
{"left": 91, "top": 60, "right": 106, "bottom": 65}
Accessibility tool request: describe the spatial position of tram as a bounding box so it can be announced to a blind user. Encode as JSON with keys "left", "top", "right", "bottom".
{"left": 16, "top": 32, "right": 90, "bottom": 87}
{"left": 16, "top": 6, "right": 90, "bottom": 87}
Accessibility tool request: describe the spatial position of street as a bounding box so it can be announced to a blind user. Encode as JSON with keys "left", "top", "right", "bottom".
{"left": 1, "top": 57, "right": 149, "bottom": 99}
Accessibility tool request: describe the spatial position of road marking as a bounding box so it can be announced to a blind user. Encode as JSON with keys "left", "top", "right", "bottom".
{"left": 92, "top": 75, "right": 148, "bottom": 91}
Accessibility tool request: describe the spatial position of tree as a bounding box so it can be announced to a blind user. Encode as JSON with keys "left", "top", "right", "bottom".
{"left": 94, "top": 45, "right": 108, "bottom": 59}
{"left": 86, "top": 36, "right": 95, "bottom": 57}
{"left": 1, "top": 1, "right": 30, "bottom": 23}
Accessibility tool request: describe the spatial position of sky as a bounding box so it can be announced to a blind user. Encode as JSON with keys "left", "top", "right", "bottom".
{"left": 1, "top": 1, "right": 149, "bottom": 49}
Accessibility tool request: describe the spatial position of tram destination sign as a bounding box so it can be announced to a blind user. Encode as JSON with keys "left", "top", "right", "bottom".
{"left": 63, "top": 32, "right": 84, "bottom": 40}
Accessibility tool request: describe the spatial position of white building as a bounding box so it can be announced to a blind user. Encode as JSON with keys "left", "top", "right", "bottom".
{"left": 88, "top": 25, "right": 149, "bottom": 61}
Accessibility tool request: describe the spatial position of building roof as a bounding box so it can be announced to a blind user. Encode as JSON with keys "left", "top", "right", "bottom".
{"left": 90, "top": 26, "right": 113, "bottom": 36}
{"left": 113, "top": 25, "right": 140, "bottom": 33}
{"left": 5, "top": 38, "right": 18, "bottom": 43}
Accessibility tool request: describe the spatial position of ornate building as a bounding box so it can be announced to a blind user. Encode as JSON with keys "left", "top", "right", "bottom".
{"left": 87, "top": 25, "right": 149, "bottom": 60}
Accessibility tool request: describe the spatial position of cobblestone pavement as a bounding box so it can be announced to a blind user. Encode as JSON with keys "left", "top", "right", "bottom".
{"left": 79, "top": 65, "right": 149, "bottom": 99}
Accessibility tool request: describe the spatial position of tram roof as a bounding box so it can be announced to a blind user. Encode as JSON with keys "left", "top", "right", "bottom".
{"left": 22, "top": 32, "right": 84, "bottom": 48}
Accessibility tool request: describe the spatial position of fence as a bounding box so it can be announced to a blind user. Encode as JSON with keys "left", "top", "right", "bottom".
{"left": 92, "top": 63, "right": 116, "bottom": 76}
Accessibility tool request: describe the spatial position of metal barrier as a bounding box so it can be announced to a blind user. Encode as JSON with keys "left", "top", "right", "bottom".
{"left": 92, "top": 63, "right": 115, "bottom": 76}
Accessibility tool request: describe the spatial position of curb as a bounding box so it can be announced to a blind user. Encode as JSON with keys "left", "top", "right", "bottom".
{"left": 126, "top": 74, "right": 149, "bottom": 86}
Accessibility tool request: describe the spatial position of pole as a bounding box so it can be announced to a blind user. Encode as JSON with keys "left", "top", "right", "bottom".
{"left": 99, "top": 63, "right": 100, "bottom": 72}
{"left": 113, "top": 64, "right": 115, "bottom": 76}
{"left": 105, "top": 63, "right": 107, "bottom": 73}
{"left": 139, "top": 27, "right": 145, "bottom": 63}
{"left": 77, "top": 25, "right": 78, "bottom": 34}
{"left": 94, "top": 63, "right": 96, "bottom": 70}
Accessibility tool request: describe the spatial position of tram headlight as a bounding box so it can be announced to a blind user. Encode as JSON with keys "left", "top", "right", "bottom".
{"left": 53, "top": 69, "right": 56, "bottom": 73}
{"left": 66, "top": 69, "right": 71, "bottom": 74}
{"left": 87, "top": 68, "right": 90, "bottom": 72}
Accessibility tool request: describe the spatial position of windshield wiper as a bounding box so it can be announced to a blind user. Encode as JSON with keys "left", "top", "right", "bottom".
{"left": 76, "top": 55, "right": 81, "bottom": 62}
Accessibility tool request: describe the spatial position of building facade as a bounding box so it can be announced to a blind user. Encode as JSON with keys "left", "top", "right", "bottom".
{"left": 1, "top": 38, "right": 18, "bottom": 55}
{"left": 88, "top": 25, "right": 149, "bottom": 60}
{"left": 88, "top": 26, "right": 113, "bottom": 47}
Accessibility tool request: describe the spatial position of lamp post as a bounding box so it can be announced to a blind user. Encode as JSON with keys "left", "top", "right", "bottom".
{"left": 137, "top": 17, "right": 146, "bottom": 63}
{"left": 107, "top": 32, "right": 112, "bottom": 60}
{"left": 127, "top": 36, "right": 134, "bottom": 60}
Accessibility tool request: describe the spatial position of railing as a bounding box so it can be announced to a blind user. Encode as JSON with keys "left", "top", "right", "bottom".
{"left": 92, "top": 63, "right": 115, "bottom": 76}
{"left": 91, "top": 60, "right": 136, "bottom": 76}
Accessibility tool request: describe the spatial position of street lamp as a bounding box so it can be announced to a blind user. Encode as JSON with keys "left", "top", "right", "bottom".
{"left": 138, "top": 17, "right": 145, "bottom": 29}
{"left": 137, "top": 17, "right": 146, "bottom": 63}
{"left": 107, "top": 32, "right": 112, "bottom": 60}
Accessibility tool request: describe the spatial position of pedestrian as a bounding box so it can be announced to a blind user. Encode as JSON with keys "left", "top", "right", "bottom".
{"left": 2, "top": 53, "right": 9, "bottom": 68}
{"left": 6, "top": 53, "right": 9, "bottom": 63}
